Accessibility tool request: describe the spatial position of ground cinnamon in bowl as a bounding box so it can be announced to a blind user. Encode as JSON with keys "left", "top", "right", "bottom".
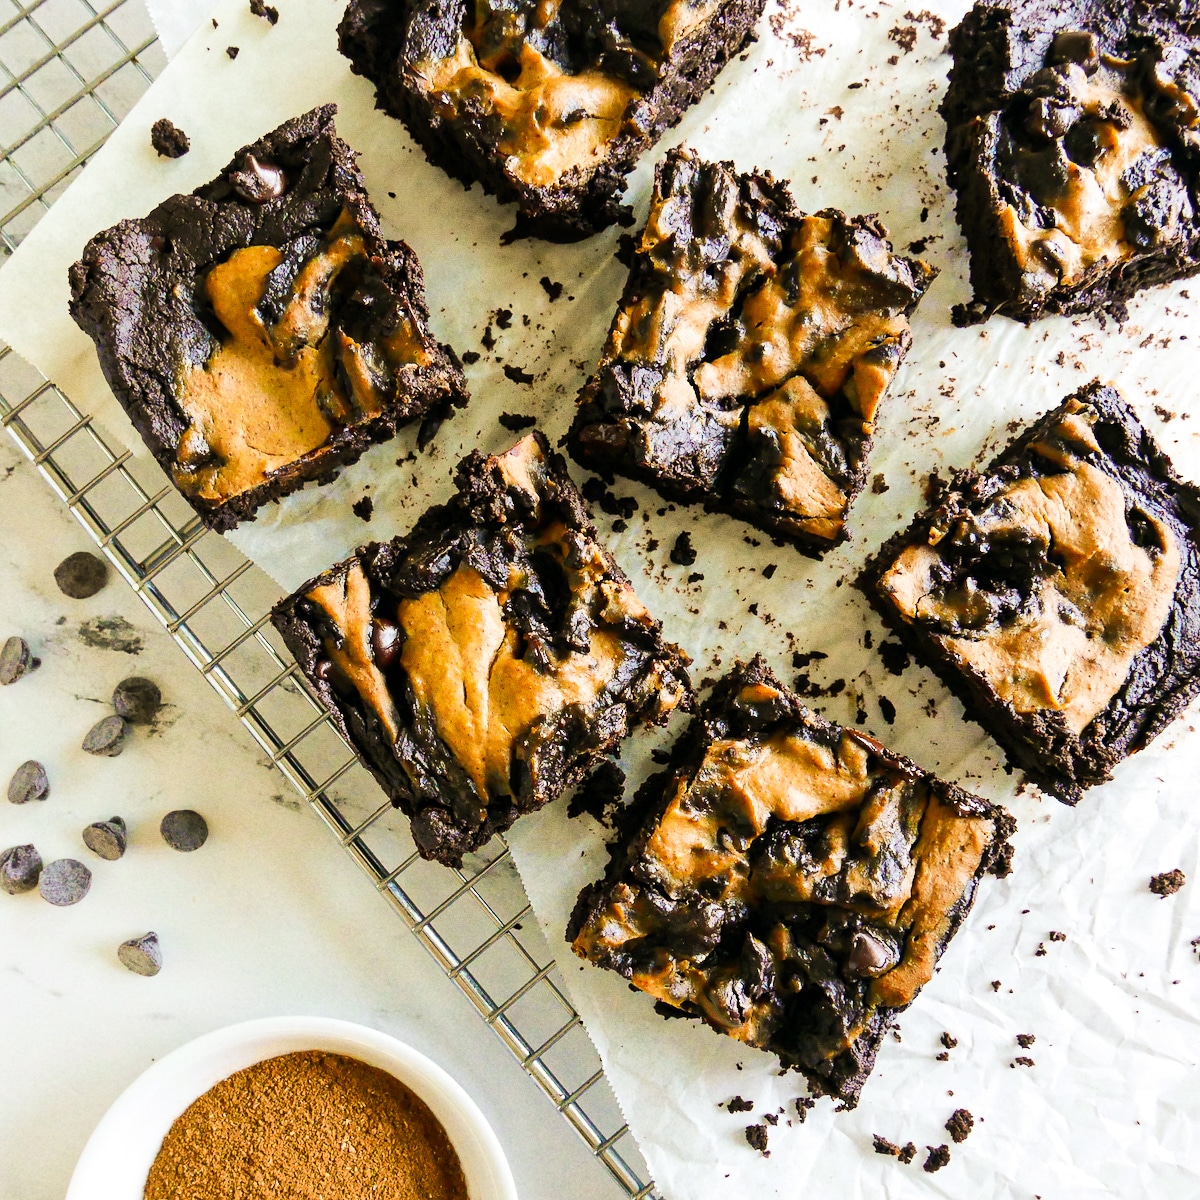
{"left": 143, "top": 1050, "right": 469, "bottom": 1199}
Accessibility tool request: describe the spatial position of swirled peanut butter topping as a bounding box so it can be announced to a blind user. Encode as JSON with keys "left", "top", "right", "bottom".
{"left": 879, "top": 404, "right": 1180, "bottom": 732}
{"left": 174, "top": 211, "right": 429, "bottom": 502}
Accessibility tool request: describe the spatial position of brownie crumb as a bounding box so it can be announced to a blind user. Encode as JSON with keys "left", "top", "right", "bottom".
{"left": 502, "top": 364, "right": 535, "bottom": 385}
{"left": 150, "top": 118, "right": 189, "bottom": 158}
{"left": 991, "top": 980, "right": 1002, "bottom": 991}
{"left": 888, "top": 24, "right": 917, "bottom": 52}
{"left": 226, "top": 45, "right": 239, "bottom": 58}
{"left": 539, "top": 276, "right": 564, "bottom": 301}
{"left": 1013, "top": 1056, "right": 1035, "bottom": 1068}
{"left": 878, "top": 695, "right": 897, "bottom": 725}
{"left": 794, "top": 1097, "right": 814, "bottom": 1122}
{"left": 945, "top": 1109, "right": 973, "bottom": 1143}
{"left": 460, "top": 350, "right": 481, "bottom": 365}
{"left": 498, "top": 412, "right": 537, "bottom": 431}
{"left": 923, "top": 1145, "right": 951, "bottom": 1173}
{"left": 351, "top": 496, "right": 373, "bottom": 522}
{"left": 935, "top": 1051, "right": 950, "bottom": 1061}
{"left": 763, "top": 1113, "right": 778, "bottom": 1126}
{"left": 873, "top": 1134, "right": 901, "bottom": 1156}
{"left": 941, "top": 1032, "right": 958, "bottom": 1050}
{"left": 762, "top": 563, "right": 777, "bottom": 579}
{"left": 877, "top": 640, "right": 910, "bottom": 675}
{"left": 898, "top": 1142, "right": 917, "bottom": 1164}
{"left": 1150, "top": 869, "right": 1186, "bottom": 897}
{"left": 725, "top": 1096, "right": 753, "bottom": 1113}
{"left": 249, "top": 0, "right": 279, "bottom": 22}
{"left": 744, "top": 1124, "right": 769, "bottom": 1156}
{"left": 566, "top": 760, "right": 625, "bottom": 826}
{"left": 670, "top": 531, "right": 697, "bottom": 566}
{"left": 1016, "top": 1033, "right": 1036, "bottom": 1048}
{"left": 871, "top": 473, "right": 889, "bottom": 494}
{"left": 1035, "top": 942, "right": 1047, "bottom": 956}
{"left": 1048, "top": 930, "right": 1066, "bottom": 942}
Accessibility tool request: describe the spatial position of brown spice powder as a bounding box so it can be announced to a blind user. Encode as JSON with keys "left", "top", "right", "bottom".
{"left": 143, "top": 1050, "right": 469, "bottom": 1200}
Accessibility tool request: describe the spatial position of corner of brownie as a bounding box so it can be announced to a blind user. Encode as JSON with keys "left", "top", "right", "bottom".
{"left": 566, "top": 148, "right": 936, "bottom": 555}
{"left": 337, "top": 0, "right": 768, "bottom": 240}
{"left": 68, "top": 103, "right": 467, "bottom": 532}
{"left": 941, "top": 0, "right": 1200, "bottom": 325}
{"left": 271, "top": 431, "right": 692, "bottom": 867}
{"left": 858, "top": 380, "right": 1200, "bottom": 802}
{"left": 568, "top": 655, "right": 1013, "bottom": 1105}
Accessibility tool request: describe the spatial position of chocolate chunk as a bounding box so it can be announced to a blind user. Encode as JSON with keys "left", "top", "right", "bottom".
{"left": 160, "top": 809, "right": 209, "bottom": 852}
{"left": 230, "top": 152, "right": 286, "bottom": 203}
{"left": 249, "top": 0, "right": 279, "bottom": 22}
{"left": 370, "top": 617, "right": 401, "bottom": 670}
{"left": 726, "top": 1095, "right": 754, "bottom": 1113}
{"left": 744, "top": 1123, "right": 769, "bottom": 1156}
{"left": 8, "top": 760, "right": 49, "bottom": 804}
{"left": 39, "top": 858, "right": 91, "bottom": 906}
{"left": 82, "top": 715, "right": 131, "bottom": 757}
{"left": 150, "top": 118, "right": 190, "bottom": 159}
{"left": 0, "top": 845, "right": 42, "bottom": 894}
{"left": 83, "top": 817, "right": 128, "bottom": 861}
{"left": 55, "top": 550, "right": 109, "bottom": 597}
{"left": 118, "top": 931, "right": 162, "bottom": 976}
{"left": 945, "top": 1109, "right": 974, "bottom": 1143}
{"left": 923, "top": 1144, "right": 951, "bottom": 1173}
{"left": 670, "top": 531, "right": 697, "bottom": 566}
{"left": 352, "top": 495, "right": 374, "bottom": 522}
{"left": 112, "top": 677, "right": 162, "bottom": 724}
{"left": 0, "top": 636, "right": 34, "bottom": 685}
{"left": 1150, "top": 868, "right": 1186, "bottom": 897}
{"left": 1049, "top": 30, "right": 1098, "bottom": 72}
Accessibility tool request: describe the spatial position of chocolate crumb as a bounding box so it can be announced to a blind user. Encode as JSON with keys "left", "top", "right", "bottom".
{"left": 150, "top": 118, "right": 189, "bottom": 159}
{"left": 878, "top": 696, "right": 897, "bottom": 725}
{"left": 1035, "top": 942, "right": 1047, "bottom": 956}
{"left": 936, "top": 1051, "right": 950, "bottom": 1061}
{"left": 1013, "top": 1056, "right": 1035, "bottom": 1068}
{"left": 1016, "top": 1033, "right": 1036, "bottom": 1048}
{"left": 898, "top": 1143, "right": 917, "bottom": 1164}
{"left": 498, "top": 412, "right": 537, "bottom": 431}
{"left": 763, "top": 1113, "right": 778, "bottom": 1126}
{"left": 744, "top": 1124, "right": 769, "bottom": 1156}
{"left": 249, "top": 0, "right": 279, "bottom": 22}
{"left": 226, "top": 45, "right": 239, "bottom": 58}
{"left": 923, "top": 1145, "right": 951, "bottom": 1173}
{"left": 991, "top": 980, "right": 1002, "bottom": 991}
{"left": 941, "top": 1032, "right": 958, "bottom": 1049}
{"left": 539, "top": 276, "right": 564, "bottom": 301}
{"left": 945, "top": 1109, "right": 973, "bottom": 1143}
{"left": 794, "top": 1097, "right": 814, "bottom": 1122}
{"left": 460, "top": 350, "right": 481, "bottom": 365}
{"left": 670, "top": 531, "right": 697, "bottom": 566}
{"left": 1049, "top": 930, "right": 1066, "bottom": 942}
{"left": 351, "top": 496, "right": 374, "bottom": 522}
{"left": 877, "top": 641, "right": 910, "bottom": 675}
{"left": 873, "top": 1135, "right": 900, "bottom": 1156}
{"left": 1150, "top": 869, "right": 1186, "bottom": 897}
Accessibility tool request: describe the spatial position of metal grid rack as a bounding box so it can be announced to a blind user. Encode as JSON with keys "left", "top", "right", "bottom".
{"left": 0, "top": 2, "right": 656, "bottom": 1195}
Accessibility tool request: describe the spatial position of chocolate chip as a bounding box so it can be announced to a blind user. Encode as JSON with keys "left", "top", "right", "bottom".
{"left": 39, "top": 858, "right": 91, "bottom": 906}
{"left": 370, "top": 617, "right": 401, "bottom": 670}
{"left": 0, "top": 636, "right": 34, "bottom": 685}
{"left": 230, "top": 152, "right": 286, "bottom": 203}
{"left": 0, "top": 845, "right": 42, "bottom": 894}
{"left": 846, "top": 929, "right": 896, "bottom": 977}
{"left": 82, "top": 715, "right": 131, "bottom": 757}
{"left": 112, "top": 677, "right": 162, "bottom": 724}
{"left": 54, "top": 550, "right": 109, "bottom": 598}
{"left": 150, "top": 117, "right": 190, "bottom": 158}
{"left": 1050, "top": 30, "right": 1098, "bottom": 72}
{"left": 8, "top": 760, "right": 49, "bottom": 804}
{"left": 83, "top": 817, "right": 127, "bottom": 861}
{"left": 118, "top": 932, "right": 162, "bottom": 976}
{"left": 160, "top": 809, "right": 208, "bottom": 852}
{"left": 923, "top": 1144, "right": 951, "bottom": 1173}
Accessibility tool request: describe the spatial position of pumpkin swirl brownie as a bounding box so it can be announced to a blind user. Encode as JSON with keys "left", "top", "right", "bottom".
{"left": 272, "top": 433, "right": 691, "bottom": 867}
{"left": 859, "top": 382, "right": 1200, "bottom": 803}
{"left": 567, "top": 149, "right": 936, "bottom": 555}
{"left": 569, "top": 656, "right": 1013, "bottom": 1105}
{"left": 942, "top": 0, "right": 1200, "bottom": 325}
{"left": 337, "top": 0, "right": 768, "bottom": 240}
{"left": 68, "top": 104, "right": 466, "bottom": 532}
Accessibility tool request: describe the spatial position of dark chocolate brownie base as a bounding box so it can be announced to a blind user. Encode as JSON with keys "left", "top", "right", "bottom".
{"left": 569, "top": 656, "right": 1014, "bottom": 1105}
{"left": 338, "top": 0, "right": 767, "bottom": 241}
{"left": 942, "top": 1, "right": 1200, "bottom": 325}
{"left": 69, "top": 104, "right": 467, "bottom": 532}
{"left": 858, "top": 381, "right": 1200, "bottom": 802}
{"left": 568, "top": 149, "right": 935, "bottom": 556}
{"left": 272, "top": 432, "right": 691, "bottom": 867}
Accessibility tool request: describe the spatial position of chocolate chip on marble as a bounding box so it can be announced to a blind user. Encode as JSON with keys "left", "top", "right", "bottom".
{"left": 8, "top": 760, "right": 49, "bottom": 804}
{"left": 0, "top": 845, "right": 42, "bottom": 894}
{"left": 82, "top": 715, "right": 131, "bottom": 757}
{"left": 53, "top": 550, "right": 109, "bottom": 598}
{"left": 118, "top": 932, "right": 162, "bottom": 976}
{"left": 112, "top": 677, "right": 162, "bottom": 725}
{"left": 83, "top": 817, "right": 128, "bottom": 861}
{"left": 0, "top": 636, "right": 34, "bottom": 685}
{"left": 230, "top": 152, "right": 286, "bottom": 202}
{"left": 160, "top": 809, "right": 208, "bottom": 852}
{"left": 39, "top": 858, "right": 91, "bottom": 906}
{"left": 370, "top": 617, "right": 401, "bottom": 670}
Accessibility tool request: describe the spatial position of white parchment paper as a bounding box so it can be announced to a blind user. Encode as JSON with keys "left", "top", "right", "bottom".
{"left": 0, "top": 0, "right": 1198, "bottom": 1194}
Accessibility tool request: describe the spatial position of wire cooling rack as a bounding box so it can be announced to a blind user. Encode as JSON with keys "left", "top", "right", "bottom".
{"left": 0, "top": 2, "right": 656, "bottom": 1195}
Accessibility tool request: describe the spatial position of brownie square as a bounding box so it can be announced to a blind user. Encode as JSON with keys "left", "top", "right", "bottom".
{"left": 567, "top": 149, "right": 936, "bottom": 555}
{"left": 69, "top": 104, "right": 467, "bottom": 532}
{"left": 569, "top": 656, "right": 1013, "bottom": 1105}
{"left": 272, "top": 432, "right": 692, "bottom": 867}
{"left": 337, "top": 0, "right": 767, "bottom": 240}
{"left": 942, "top": 0, "right": 1200, "bottom": 325}
{"left": 859, "top": 382, "right": 1200, "bottom": 803}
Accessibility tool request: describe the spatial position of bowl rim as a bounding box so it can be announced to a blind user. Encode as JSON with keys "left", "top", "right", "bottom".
{"left": 65, "top": 1014, "right": 518, "bottom": 1200}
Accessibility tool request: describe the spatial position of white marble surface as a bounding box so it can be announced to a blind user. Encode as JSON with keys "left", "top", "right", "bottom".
{"left": 0, "top": 435, "right": 617, "bottom": 1200}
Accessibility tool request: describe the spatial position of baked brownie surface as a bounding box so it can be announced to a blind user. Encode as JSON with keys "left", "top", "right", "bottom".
{"left": 860, "top": 382, "right": 1200, "bottom": 803}
{"left": 569, "top": 656, "right": 1013, "bottom": 1105}
{"left": 337, "top": 0, "right": 767, "bottom": 239}
{"left": 272, "top": 432, "right": 692, "bottom": 867}
{"left": 567, "top": 149, "right": 936, "bottom": 554}
{"left": 68, "top": 104, "right": 467, "bottom": 532}
{"left": 942, "top": 0, "right": 1200, "bottom": 325}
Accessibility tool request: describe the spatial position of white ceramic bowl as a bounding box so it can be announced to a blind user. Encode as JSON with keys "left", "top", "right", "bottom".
{"left": 66, "top": 1015, "right": 518, "bottom": 1200}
